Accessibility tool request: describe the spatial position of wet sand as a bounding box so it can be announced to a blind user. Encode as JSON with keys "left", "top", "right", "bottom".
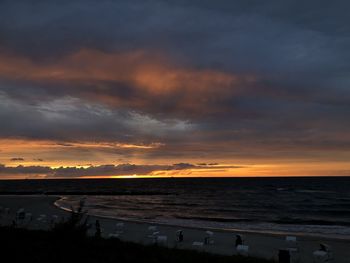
{"left": 0, "top": 195, "right": 349, "bottom": 262}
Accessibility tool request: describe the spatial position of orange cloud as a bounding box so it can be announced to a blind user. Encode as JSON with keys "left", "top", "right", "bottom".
{"left": 0, "top": 49, "right": 255, "bottom": 115}
{"left": 0, "top": 139, "right": 163, "bottom": 168}
{"left": 0, "top": 49, "right": 242, "bottom": 88}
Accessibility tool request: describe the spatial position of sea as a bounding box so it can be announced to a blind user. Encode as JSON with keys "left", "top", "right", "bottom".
{"left": 1, "top": 177, "right": 349, "bottom": 239}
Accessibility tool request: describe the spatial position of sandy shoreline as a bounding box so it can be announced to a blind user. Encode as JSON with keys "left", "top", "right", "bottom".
{"left": 1, "top": 195, "right": 349, "bottom": 262}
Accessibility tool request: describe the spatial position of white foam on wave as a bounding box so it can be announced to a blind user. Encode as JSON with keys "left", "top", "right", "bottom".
{"left": 54, "top": 196, "right": 350, "bottom": 241}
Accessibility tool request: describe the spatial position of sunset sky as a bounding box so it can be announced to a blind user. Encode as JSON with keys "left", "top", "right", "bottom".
{"left": 1, "top": 1, "right": 350, "bottom": 179}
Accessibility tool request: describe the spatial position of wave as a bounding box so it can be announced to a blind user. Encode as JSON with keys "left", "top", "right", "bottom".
{"left": 295, "top": 189, "right": 336, "bottom": 194}
{"left": 272, "top": 218, "right": 350, "bottom": 227}
{"left": 54, "top": 196, "right": 350, "bottom": 240}
{"left": 175, "top": 215, "right": 255, "bottom": 223}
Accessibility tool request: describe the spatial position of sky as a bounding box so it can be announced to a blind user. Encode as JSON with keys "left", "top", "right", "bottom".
{"left": 0, "top": 0, "right": 350, "bottom": 179}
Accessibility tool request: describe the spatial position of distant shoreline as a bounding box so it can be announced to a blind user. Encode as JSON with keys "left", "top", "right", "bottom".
{"left": 1, "top": 176, "right": 350, "bottom": 181}
{"left": 0, "top": 191, "right": 173, "bottom": 196}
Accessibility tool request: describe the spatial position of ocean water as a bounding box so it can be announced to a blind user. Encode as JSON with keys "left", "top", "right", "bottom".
{"left": 1, "top": 177, "right": 350, "bottom": 239}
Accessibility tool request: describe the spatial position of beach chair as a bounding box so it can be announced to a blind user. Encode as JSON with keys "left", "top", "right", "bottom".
{"left": 286, "top": 236, "right": 297, "bottom": 243}
{"left": 235, "top": 234, "right": 244, "bottom": 246}
{"left": 176, "top": 230, "right": 184, "bottom": 242}
{"left": 146, "top": 226, "right": 158, "bottom": 243}
{"left": 205, "top": 230, "right": 214, "bottom": 236}
{"left": 108, "top": 233, "right": 121, "bottom": 239}
{"left": 192, "top": 241, "right": 204, "bottom": 249}
{"left": 288, "top": 247, "right": 300, "bottom": 263}
{"left": 40, "top": 214, "right": 47, "bottom": 219}
{"left": 284, "top": 236, "right": 300, "bottom": 262}
{"left": 36, "top": 214, "right": 47, "bottom": 224}
{"left": 313, "top": 250, "right": 333, "bottom": 262}
{"left": 25, "top": 213, "right": 33, "bottom": 221}
{"left": 313, "top": 244, "right": 333, "bottom": 263}
{"left": 114, "top": 222, "right": 125, "bottom": 235}
{"left": 204, "top": 230, "right": 214, "bottom": 245}
{"left": 156, "top": 235, "right": 168, "bottom": 246}
{"left": 286, "top": 236, "right": 298, "bottom": 248}
{"left": 236, "top": 245, "right": 249, "bottom": 256}
{"left": 147, "top": 231, "right": 160, "bottom": 244}
{"left": 148, "top": 225, "right": 157, "bottom": 231}
{"left": 116, "top": 222, "right": 125, "bottom": 229}
{"left": 16, "top": 208, "right": 25, "bottom": 220}
{"left": 192, "top": 241, "right": 205, "bottom": 252}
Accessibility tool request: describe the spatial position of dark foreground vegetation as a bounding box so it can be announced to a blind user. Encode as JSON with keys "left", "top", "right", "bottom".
{"left": 0, "top": 226, "right": 275, "bottom": 263}
{"left": 0, "top": 202, "right": 274, "bottom": 263}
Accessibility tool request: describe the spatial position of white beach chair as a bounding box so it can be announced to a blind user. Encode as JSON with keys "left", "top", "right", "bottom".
{"left": 25, "top": 213, "right": 33, "bottom": 221}
{"left": 288, "top": 247, "right": 301, "bottom": 263}
{"left": 16, "top": 208, "right": 25, "bottom": 220}
{"left": 108, "top": 233, "right": 121, "bottom": 239}
{"left": 313, "top": 251, "right": 331, "bottom": 263}
{"left": 204, "top": 230, "right": 214, "bottom": 245}
{"left": 116, "top": 222, "right": 125, "bottom": 229}
{"left": 236, "top": 234, "right": 245, "bottom": 243}
{"left": 237, "top": 245, "right": 249, "bottom": 256}
{"left": 286, "top": 236, "right": 297, "bottom": 242}
{"left": 313, "top": 244, "right": 333, "bottom": 263}
{"left": 205, "top": 230, "right": 214, "bottom": 236}
{"left": 114, "top": 222, "right": 125, "bottom": 235}
{"left": 175, "top": 230, "right": 184, "bottom": 242}
{"left": 148, "top": 225, "right": 157, "bottom": 231}
{"left": 235, "top": 234, "right": 245, "bottom": 249}
{"left": 286, "top": 236, "right": 299, "bottom": 253}
{"left": 192, "top": 241, "right": 205, "bottom": 252}
{"left": 156, "top": 235, "right": 168, "bottom": 246}
{"left": 147, "top": 231, "right": 160, "bottom": 244}
{"left": 192, "top": 241, "right": 204, "bottom": 247}
{"left": 37, "top": 214, "right": 47, "bottom": 222}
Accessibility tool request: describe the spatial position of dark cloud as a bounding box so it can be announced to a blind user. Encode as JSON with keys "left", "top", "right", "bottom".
{"left": 0, "top": 164, "right": 51, "bottom": 175}
{"left": 10, "top": 158, "right": 25, "bottom": 161}
{"left": 0, "top": 163, "right": 240, "bottom": 178}
{"left": 0, "top": 0, "right": 349, "bottom": 164}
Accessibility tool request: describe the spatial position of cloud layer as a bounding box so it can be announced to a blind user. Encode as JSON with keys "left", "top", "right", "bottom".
{"left": 0, "top": 0, "right": 350, "bottom": 177}
{"left": 0, "top": 163, "right": 235, "bottom": 178}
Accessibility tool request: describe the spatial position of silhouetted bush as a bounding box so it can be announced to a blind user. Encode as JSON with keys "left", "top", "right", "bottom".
{"left": 51, "top": 199, "right": 90, "bottom": 239}
{"left": 1, "top": 200, "right": 274, "bottom": 263}
{"left": 0, "top": 225, "right": 275, "bottom": 263}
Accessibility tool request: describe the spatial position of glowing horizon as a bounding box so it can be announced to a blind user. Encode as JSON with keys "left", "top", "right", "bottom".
{"left": 1, "top": 1, "right": 349, "bottom": 179}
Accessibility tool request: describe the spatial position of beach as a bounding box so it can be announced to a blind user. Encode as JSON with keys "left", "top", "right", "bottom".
{"left": 0, "top": 195, "right": 349, "bottom": 263}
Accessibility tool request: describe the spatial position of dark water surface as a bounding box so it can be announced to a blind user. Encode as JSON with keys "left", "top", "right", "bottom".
{"left": 1, "top": 177, "right": 349, "bottom": 238}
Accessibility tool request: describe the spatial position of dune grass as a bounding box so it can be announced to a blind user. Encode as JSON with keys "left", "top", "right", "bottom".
{"left": 1, "top": 202, "right": 275, "bottom": 263}
{"left": 0, "top": 226, "right": 275, "bottom": 263}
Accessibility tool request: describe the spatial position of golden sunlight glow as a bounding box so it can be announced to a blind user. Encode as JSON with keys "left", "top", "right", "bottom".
{"left": 0, "top": 49, "right": 244, "bottom": 93}
{"left": 0, "top": 139, "right": 163, "bottom": 167}
{"left": 1, "top": 138, "right": 350, "bottom": 179}
{"left": 0, "top": 49, "right": 253, "bottom": 114}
